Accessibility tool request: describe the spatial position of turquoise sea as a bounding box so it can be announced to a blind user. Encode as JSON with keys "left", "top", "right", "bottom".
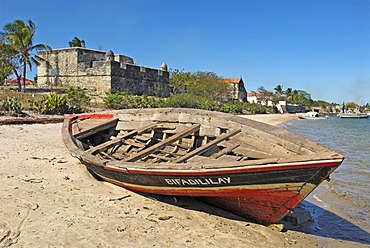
{"left": 281, "top": 116, "right": 370, "bottom": 244}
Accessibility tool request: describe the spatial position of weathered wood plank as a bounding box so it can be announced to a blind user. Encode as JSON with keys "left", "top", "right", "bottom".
{"left": 210, "top": 143, "right": 240, "bottom": 159}
{"left": 277, "top": 153, "right": 343, "bottom": 163}
{"left": 124, "top": 139, "right": 146, "bottom": 148}
{"left": 86, "top": 123, "right": 162, "bottom": 154}
{"left": 123, "top": 124, "right": 201, "bottom": 162}
{"left": 74, "top": 118, "right": 119, "bottom": 139}
{"left": 173, "top": 129, "right": 241, "bottom": 163}
{"left": 117, "top": 121, "right": 177, "bottom": 131}
{"left": 148, "top": 154, "right": 172, "bottom": 161}
{"left": 116, "top": 121, "right": 155, "bottom": 131}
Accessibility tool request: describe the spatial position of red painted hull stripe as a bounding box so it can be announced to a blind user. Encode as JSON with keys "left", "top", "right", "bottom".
{"left": 105, "top": 160, "right": 342, "bottom": 176}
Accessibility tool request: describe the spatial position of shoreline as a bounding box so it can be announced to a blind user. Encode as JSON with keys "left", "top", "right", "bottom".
{"left": 0, "top": 114, "right": 367, "bottom": 247}
{"left": 238, "top": 113, "right": 298, "bottom": 126}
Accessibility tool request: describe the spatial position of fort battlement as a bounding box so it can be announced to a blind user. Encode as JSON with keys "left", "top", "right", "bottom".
{"left": 37, "top": 47, "right": 170, "bottom": 97}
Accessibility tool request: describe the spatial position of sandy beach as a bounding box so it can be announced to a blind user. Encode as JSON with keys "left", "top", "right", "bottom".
{"left": 0, "top": 114, "right": 366, "bottom": 247}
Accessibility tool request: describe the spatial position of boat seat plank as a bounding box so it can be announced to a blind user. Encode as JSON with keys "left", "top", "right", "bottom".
{"left": 123, "top": 124, "right": 201, "bottom": 162}
{"left": 210, "top": 143, "right": 240, "bottom": 159}
{"left": 74, "top": 118, "right": 119, "bottom": 139}
{"left": 173, "top": 129, "right": 241, "bottom": 163}
{"left": 86, "top": 123, "right": 166, "bottom": 154}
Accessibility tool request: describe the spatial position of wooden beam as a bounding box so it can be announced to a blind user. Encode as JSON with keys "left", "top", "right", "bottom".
{"left": 210, "top": 143, "right": 240, "bottom": 159}
{"left": 173, "top": 129, "right": 241, "bottom": 163}
{"left": 86, "top": 123, "right": 162, "bottom": 154}
{"left": 123, "top": 124, "right": 201, "bottom": 162}
{"left": 74, "top": 118, "right": 119, "bottom": 139}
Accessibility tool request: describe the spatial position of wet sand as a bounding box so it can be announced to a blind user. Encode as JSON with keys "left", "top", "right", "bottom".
{"left": 0, "top": 114, "right": 366, "bottom": 247}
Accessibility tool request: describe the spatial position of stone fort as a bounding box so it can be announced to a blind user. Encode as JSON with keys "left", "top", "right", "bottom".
{"left": 37, "top": 48, "right": 170, "bottom": 97}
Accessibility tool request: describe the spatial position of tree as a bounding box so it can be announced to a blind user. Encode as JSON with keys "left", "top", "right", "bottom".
{"left": 1, "top": 19, "right": 51, "bottom": 91}
{"left": 273, "top": 84, "right": 284, "bottom": 101}
{"left": 346, "top": 102, "right": 357, "bottom": 110}
{"left": 290, "top": 90, "right": 313, "bottom": 106}
{"left": 68, "top": 37, "right": 85, "bottom": 47}
{"left": 0, "top": 40, "right": 20, "bottom": 84}
{"left": 257, "top": 86, "right": 272, "bottom": 105}
{"left": 274, "top": 84, "right": 284, "bottom": 95}
{"left": 187, "top": 71, "right": 229, "bottom": 102}
{"left": 169, "top": 69, "right": 194, "bottom": 86}
{"left": 284, "top": 87, "right": 293, "bottom": 101}
{"left": 312, "top": 100, "right": 330, "bottom": 108}
{"left": 170, "top": 69, "right": 230, "bottom": 102}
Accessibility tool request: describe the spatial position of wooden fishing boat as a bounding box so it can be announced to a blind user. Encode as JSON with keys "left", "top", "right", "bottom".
{"left": 296, "top": 111, "right": 328, "bottom": 120}
{"left": 62, "top": 108, "right": 344, "bottom": 225}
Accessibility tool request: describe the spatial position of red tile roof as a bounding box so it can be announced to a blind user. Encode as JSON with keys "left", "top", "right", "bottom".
{"left": 247, "top": 92, "right": 273, "bottom": 97}
{"left": 221, "top": 78, "right": 242, "bottom": 84}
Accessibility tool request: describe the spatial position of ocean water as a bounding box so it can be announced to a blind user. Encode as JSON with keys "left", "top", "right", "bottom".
{"left": 281, "top": 116, "right": 370, "bottom": 243}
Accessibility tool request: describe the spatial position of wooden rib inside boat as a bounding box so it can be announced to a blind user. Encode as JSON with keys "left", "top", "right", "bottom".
{"left": 62, "top": 108, "right": 344, "bottom": 225}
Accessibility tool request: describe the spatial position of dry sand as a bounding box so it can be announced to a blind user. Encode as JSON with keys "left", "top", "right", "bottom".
{"left": 0, "top": 114, "right": 365, "bottom": 247}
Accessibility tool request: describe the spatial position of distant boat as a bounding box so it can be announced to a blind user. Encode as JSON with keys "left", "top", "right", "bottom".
{"left": 338, "top": 111, "right": 369, "bottom": 119}
{"left": 62, "top": 108, "right": 344, "bottom": 225}
{"left": 297, "top": 111, "right": 328, "bottom": 120}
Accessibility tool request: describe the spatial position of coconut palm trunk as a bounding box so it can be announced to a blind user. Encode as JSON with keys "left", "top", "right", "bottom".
{"left": 22, "top": 62, "right": 27, "bottom": 91}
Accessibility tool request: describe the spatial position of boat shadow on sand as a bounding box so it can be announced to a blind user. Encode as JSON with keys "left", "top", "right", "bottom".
{"left": 140, "top": 193, "right": 370, "bottom": 245}
{"left": 282, "top": 200, "right": 370, "bottom": 245}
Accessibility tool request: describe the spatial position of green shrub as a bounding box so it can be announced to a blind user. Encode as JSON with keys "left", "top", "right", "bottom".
{"left": 103, "top": 91, "right": 277, "bottom": 115}
{"left": 29, "top": 87, "right": 90, "bottom": 114}
{"left": 219, "top": 101, "right": 277, "bottom": 114}
{"left": 104, "top": 92, "right": 165, "bottom": 109}
{"left": 31, "top": 93, "right": 68, "bottom": 114}
{"left": 164, "top": 93, "right": 204, "bottom": 109}
{"left": 221, "top": 101, "right": 247, "bottom": 114}
{"left": 104, "top": 92, "right": 127, "bottom": 109}
{"left": 65, "top": 86, "right": 90, "bottom": 112}
{"left": 0, "top": 96, "right": 23, "bottom": 116}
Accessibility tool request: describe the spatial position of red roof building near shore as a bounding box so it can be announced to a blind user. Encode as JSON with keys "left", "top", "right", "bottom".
{"left": 247, "top": 92, "right": 274, "bottom": 106}
{"left": 220, "top": 77, "right": 247, "bottom": 102}
{"left": 9, "top": 77, "right": 34, "bottom": 85}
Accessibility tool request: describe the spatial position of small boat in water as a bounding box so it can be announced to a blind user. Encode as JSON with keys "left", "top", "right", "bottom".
{"left": 338, "top": 111, "right": 369, "bottom": 119}
{"left": 297, "top": 111, "right": 328, "bottom": 120}
{"left": 62, "top": 108, "right": 344, "bottom": 225}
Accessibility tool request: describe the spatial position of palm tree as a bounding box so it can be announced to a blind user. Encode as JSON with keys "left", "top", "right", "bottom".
{"left": 274, "top": 85, "right": 284, "bottom": 95}
{"left": 273, "top": 84, "right": 284, "bottom": 101}
{"left": 2, "top": 19, "right": 51, "bottom": 91}
{"left": 284, "top": 87, "right": 293, "bottom": 101}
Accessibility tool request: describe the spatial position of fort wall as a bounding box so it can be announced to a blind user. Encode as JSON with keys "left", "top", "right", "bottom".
{"left": 37, "top": 48, "right": 169, "bottom": 97}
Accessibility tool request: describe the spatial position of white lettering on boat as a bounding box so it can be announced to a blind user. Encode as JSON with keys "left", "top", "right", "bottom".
{"left": 164, "top": 177, "right": 231, "bottom": 186}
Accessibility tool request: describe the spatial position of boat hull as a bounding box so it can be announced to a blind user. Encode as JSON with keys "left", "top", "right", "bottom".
{"left": 338, "top": 113, "right": 369, "bottom": 118}
{"left": 82, "top": 157, "right": 341, "bottom": 225}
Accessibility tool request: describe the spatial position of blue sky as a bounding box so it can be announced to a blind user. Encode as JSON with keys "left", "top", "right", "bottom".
{"left": 1, "top": 0, "right": 369, "bottom": 104}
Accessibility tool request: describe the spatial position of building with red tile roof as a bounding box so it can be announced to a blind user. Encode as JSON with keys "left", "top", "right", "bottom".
{"left": 221, "top": 77, "right": 247, "bottom": 102}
